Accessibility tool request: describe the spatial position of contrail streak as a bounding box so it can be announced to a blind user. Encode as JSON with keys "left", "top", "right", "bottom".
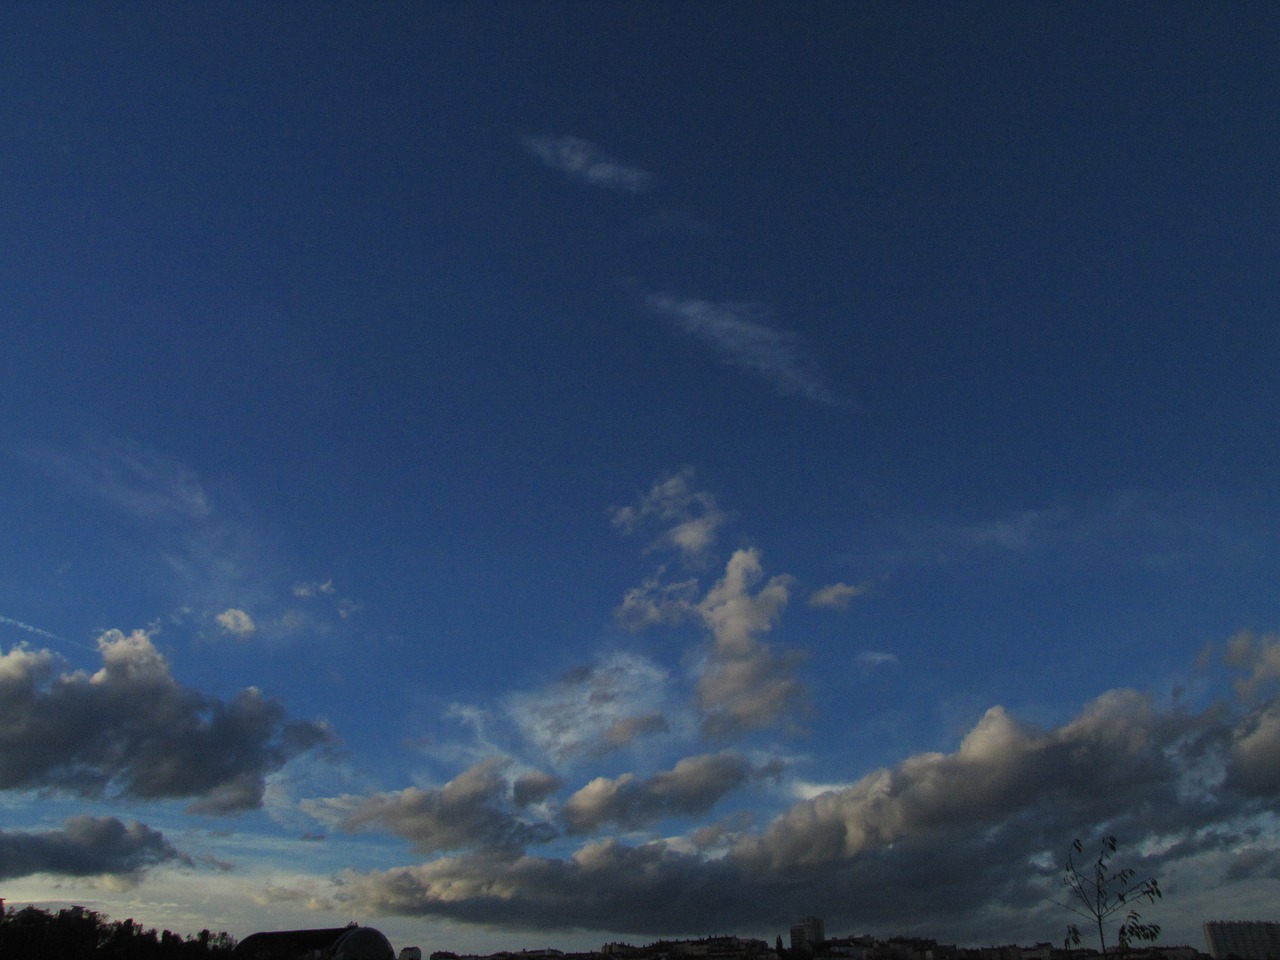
{"left": 0, "top": 615, "right": 98, "bottom": 652}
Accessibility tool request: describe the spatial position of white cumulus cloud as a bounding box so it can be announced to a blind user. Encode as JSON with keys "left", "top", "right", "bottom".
{"left": 216, "top": 608, "right": 256, "bottom": 637}
{"left": 808, "top": 581, "right": 868, "bottom": 610}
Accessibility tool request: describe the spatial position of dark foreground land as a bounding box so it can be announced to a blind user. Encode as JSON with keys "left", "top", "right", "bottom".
{"left": 0, "top": 903, "right": 237, "bottom": 960}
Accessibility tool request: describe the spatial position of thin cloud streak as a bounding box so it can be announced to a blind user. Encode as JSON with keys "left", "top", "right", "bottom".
{"left": 612, "top": 473, "right": 810, "bottom": 740}
{"left": 0, "top": 614, "right": 97, "bottom": 653}
{"left": 28, "top": 437, "right": 212, "bottom": 523}
{"left": 647, "top": 295, "right": 842, "bottom": 406}
{"left": 27, "top": 437, "right": 358, "bottom": 644}
{"left": 855, "top": 651, "right": 898, "bottom": 668}
{"left": 523, "top": 135, "right": 653, "bottom": 192}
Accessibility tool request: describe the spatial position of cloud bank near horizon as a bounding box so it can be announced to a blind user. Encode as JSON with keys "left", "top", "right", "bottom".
{"left": 330, "top": 643, "right": 1280, "bottom": 939}
{"left": 270, "top": 474, "right": 1280, "bottom": 941}
{"left": 6, "top": 468, "right": 1279, "bottom": 946}
{"left": 0, "top": 815, "right": 188, "bottom": 882}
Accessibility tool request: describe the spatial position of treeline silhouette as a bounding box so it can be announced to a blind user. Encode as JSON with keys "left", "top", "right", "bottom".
{"left": 0, "top": 901, "right": 237, "bottom": 960}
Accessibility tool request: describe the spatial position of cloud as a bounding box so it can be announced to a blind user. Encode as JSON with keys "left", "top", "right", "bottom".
{"left": 647, "top": 295, "right": 841, "bottom": 405}
{"left": 523, "top": 135, "right": 653, "bottom": 192}
{"left": 293, "top": 580, "right": 335, "bottom": 598}
{"left": 562, "top": 753, "right": 753, "bottom": 835}
{"left": 863, "top": 491, "right": 1251, "bottom": 575}
{"left": 599, "top": 713, "right": 670, "bottom": 754}
{"left": 216, "top": 608, "right": 256, "bottom": 637}
{"left": 30, "top": 437, "right": 212, "bottom": 523}
{"left": 330, "top": 757, "right": 557, "bottom": 855}
{"left": 610, "top": 480, "right": 809, "bottom": 739}
{"left": 613, "top": 543, "right": 808, "bottom": 740}
{"left": 0, "top": 631, "right": 332, "bottom": 813}
{"left": 808, "top": 582, "right": 868, "bottom": 610}
{"left": 855, "top": 651, "right": 898, "bottom": 668}
{"left": 611, "top": 468, "right": 726, "bottom": 560}
{"left": 513, "top": 770, "right": 563, "bottom": 808}
{"left": 28, "top": 438, "right": 287, "bottom": 631}
{"left": 341, "top": 841, "right": 742, "bottom": 935}
{"left": 1224, "top": 630, "right": 1280, "bottom": 701}
{"left": 695, "top": 549, "right": 806, "bottom": 739}
{"left": 1221, "top": 635, "right": 1280, "bottom": 796}
{"left": 505, "top": 652, "right": 676, "bottom": 763}
{"left": 0, "top": 815, "right": 188, "bottom": 881}
{"left": 615, "top": 573, "right": 700, "bottom": 631}
{"left": 290, "top": 579, "right": 362, "bottom": 626}
{"left": 337, "top": 667, "right": 1280, "bottom": 941}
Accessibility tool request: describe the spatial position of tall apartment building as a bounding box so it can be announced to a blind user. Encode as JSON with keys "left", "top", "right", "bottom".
{"left": 1204, "top": 921, "right": 1280, "bottom": 960}
{"left": 791, "top": 918, "right": 826, "bottom": 954}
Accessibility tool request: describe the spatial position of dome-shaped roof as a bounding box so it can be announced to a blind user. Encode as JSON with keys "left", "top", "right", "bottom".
{"left": 234, "top": 925, "right": 395, "bottom": 960}
{"left": 333, "top": 927, "right": 395, "bottom": 960}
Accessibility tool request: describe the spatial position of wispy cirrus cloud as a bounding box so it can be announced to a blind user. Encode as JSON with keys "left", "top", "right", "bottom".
{"left": 523, "top": 135, "right": 653, "bottom": 192}
{"left": 29, "top": 437, "right": 211, "bottom": 523}
{"left": 647, "top": 294, "right": 842, "bottom": 406}
{"left": 855, "top": 490, "right": 1253, "bottom": 575}
{"left": 505, "top": 652, "right": 679, "bottom": 764}
{"left": 26, "top": 437, "right": 361, "bottom": 643}
{"left": 855, "top": 650, "right": 898, "bottom": 668}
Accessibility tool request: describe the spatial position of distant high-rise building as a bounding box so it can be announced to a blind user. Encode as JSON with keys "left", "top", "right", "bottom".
{"left": 1204, "top": 921, "right": 1280, "bottom": 960}
{"left": 790, "top": 918, "right": 825, "bottom": 954}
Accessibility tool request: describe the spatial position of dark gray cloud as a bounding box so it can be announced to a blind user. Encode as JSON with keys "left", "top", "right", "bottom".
{"left": 563, "top": 753, "right": 753, "bottom": 835}
{"left": 513, "top": 770, "right": 562, "bottom": 808}
{"left": 341, "top": 652, "right": 1280, "bottom": 942}
{"left": 0, "top": 815, "right": 188, "bottom": 881}
{"left": 342, "top": 841, "right": 745, "bottom": 936}
{"left": 598, "top": 713, "right": 670, "bottom": 755}
{"left": 338, "top": 757, "right": 558, "bottom": 855}
{"left": 0, "top": 631, "right": 331, "bottom": 813}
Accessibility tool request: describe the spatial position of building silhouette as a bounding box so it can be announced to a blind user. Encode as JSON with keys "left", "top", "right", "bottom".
{"left": 1203, "top": 922, "right": 1280, "bottom": 960}
{"left": 233, "top": 924, "right": 395, "bottom": 960}
{"left": 791, "top": 919, "right": 826, "bottom": 955}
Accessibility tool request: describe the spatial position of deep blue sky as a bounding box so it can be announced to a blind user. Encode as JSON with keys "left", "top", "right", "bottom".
{"left": 2, "top": 3, "right": 1279, "bottom": 953}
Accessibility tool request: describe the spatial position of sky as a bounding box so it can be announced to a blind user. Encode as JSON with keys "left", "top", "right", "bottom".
{"left": 2, "top": 1, "right": 1279, "bottom": 954}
